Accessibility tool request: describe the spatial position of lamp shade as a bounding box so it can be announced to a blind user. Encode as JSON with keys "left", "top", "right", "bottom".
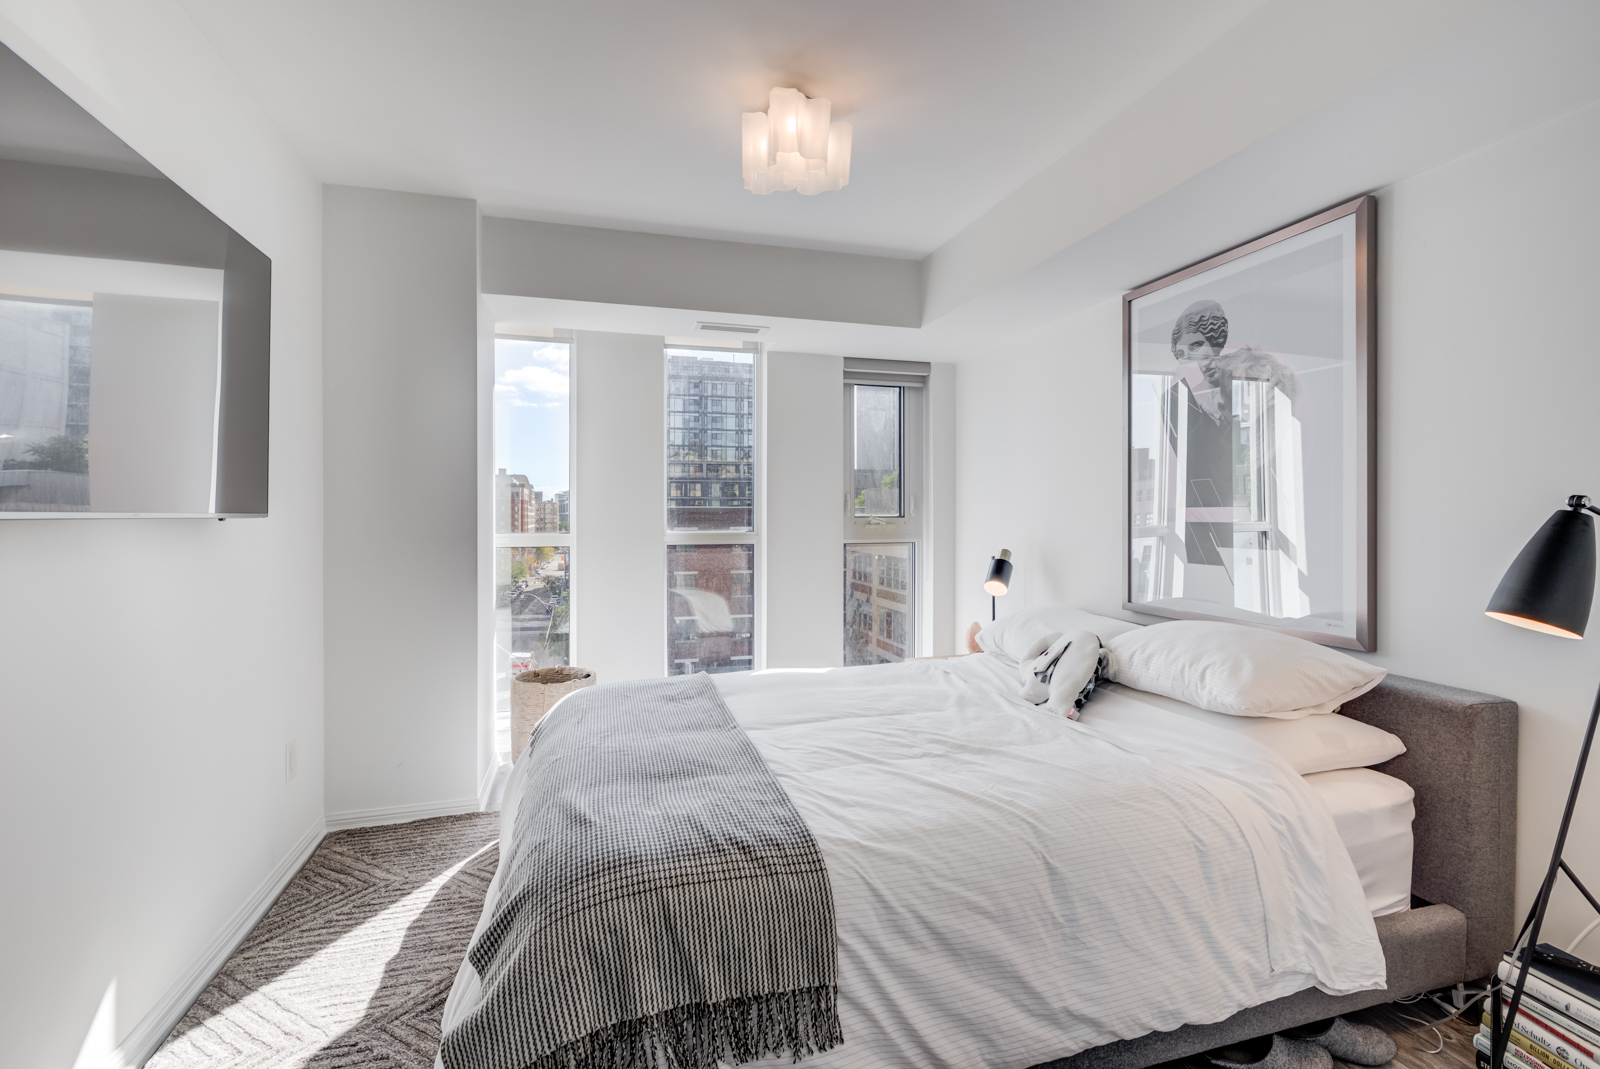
{"left": 741, "top": 92, "right": 851, "bottom": 195}
{"left": 984, "top": 550, "right": 1014, "bottom": 597}
{"left": 767, "top": 87, "right": 803, "bottom": 158}
{"left": 797, "top": 96, "right": 831, "bottom": 162}
{"left": 1486, "top": 505, "right": 1597, "bottom": 639}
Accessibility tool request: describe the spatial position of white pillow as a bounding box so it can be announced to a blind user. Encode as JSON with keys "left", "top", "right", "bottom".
{"left": 979, "top": 606, "right": 1142, "bottom": 664}
{"left": 1104, "top": 686, "right": 1405, "bottom": 773}
{"left": 1104, "top": 620, "right": 1386, "bottom": 719}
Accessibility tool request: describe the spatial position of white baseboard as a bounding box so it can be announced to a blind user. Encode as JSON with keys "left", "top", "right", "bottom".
{"left": 324, "top": 796, "right": 483, "bottom": 831}
{"left": 118, "top": 816, "right": 325, "bottom": 1068}
{"left": 478, "top": 759, "right": 510, "bottom": 813}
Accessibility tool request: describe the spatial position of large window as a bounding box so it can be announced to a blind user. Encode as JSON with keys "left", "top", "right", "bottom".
{"left": 666, "top": 345, "right": 757, "bottom": 674}
{"left": 493, "top": 334, "right": 571, "bottom": 756}
{"left": 0, "top": 297, "right": 92, "bottom": 512}
{"left": 667, "top": 347, "right": 754, "bottom": 532}
{"left": 843, "top": 363, "right": 926, "bottom": 664}
{"left": 495, "top": 338, "right": 569, "bottom": 536}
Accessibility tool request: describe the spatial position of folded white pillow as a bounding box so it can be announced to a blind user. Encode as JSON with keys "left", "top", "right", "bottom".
{"left": 1105, "top": 686, "right": 1405, "bottom": 773}
{"left": 979, "top": 606, "right": 1142, "bottom": 664}
{"left": 1105, "top": 620, "right": 1386, "bottom": 719}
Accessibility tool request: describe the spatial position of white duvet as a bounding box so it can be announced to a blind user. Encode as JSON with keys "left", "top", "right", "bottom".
{"left": 441, "top": 656, "right": 1385, "bottom": 1069}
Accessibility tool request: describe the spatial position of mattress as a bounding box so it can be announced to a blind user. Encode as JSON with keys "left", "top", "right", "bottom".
{"left": 439, "top": 658, "right": 1386, "bottom": 1069}
{"left": 1304, "top": 767, "right": 1415, "bottom": 918}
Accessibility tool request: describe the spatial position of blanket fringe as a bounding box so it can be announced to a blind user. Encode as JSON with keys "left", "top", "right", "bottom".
{"left": 521, "top": 985, "right": 842, "bottom": 1069}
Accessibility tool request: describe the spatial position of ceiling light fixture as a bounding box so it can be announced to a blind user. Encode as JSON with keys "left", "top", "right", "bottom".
{"left": 741, "top": 88, "right": 852, "bottom": 195}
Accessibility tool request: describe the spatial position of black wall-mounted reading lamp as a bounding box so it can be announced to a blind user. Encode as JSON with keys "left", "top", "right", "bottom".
{"left": 1487, "top": 495, "right": 1600, "bottom": 1069}
{"left": 984, "top": 549, "right": 1013, "bottom": 621}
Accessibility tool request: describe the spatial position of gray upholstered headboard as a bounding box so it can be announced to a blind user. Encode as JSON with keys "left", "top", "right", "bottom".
{"left": 1340, "top": 673, "right": 1519, "bottom": 980}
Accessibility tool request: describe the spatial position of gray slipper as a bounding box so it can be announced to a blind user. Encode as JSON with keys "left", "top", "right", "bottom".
{"left": 1282, "top": 1016, "right": 1397, "bottom": 1067}
{"left": 1204, "top": 1034, "right": 1334, "bottom": 1069}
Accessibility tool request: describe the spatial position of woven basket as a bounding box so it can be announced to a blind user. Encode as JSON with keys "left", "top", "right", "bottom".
{"left": 510, "top": 666, "right": 595, "bottom": 761}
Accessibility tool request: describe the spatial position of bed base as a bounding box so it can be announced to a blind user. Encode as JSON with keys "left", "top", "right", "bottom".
{"left": 1033, "top": 903, "right": 1466, "bottom": 1069}
{"left": 1031, "top": 673, "right": 1518, "bottom": 1069}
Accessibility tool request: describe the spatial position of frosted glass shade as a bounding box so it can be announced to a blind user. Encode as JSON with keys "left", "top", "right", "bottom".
{"left": 741, "top": 90, "right": 852, "bottom": 195}
{"left": 798, "top": 96, "right": 831, "bottom": 161}
{"left": 825, "top": 122, "right": 852, "bottom": 188}
{"left": 768, "top": 88, "right": 803, "bottom": 157}
{"left": 741, "top": 112, "right": 769, "bottom": 187}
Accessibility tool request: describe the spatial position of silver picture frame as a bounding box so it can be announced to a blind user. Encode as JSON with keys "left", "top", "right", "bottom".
{"left": 1122, "top": 195, "right": 1376, "bottom": 650}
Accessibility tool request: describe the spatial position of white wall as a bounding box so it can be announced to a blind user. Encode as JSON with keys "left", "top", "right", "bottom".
{"left": 572, "top": 330, "right": 667, "bottom": 682}
{"left": 484, "top": 217, "right": 921, "bottom": 328}
{"left": 764, "top": 351, "right": 845, "bottom": 668}
{"left": 322, "top": 186, "right": 484, "bottom": 826}
{"left": 0, "top": 2, "right": 325, "bottom": 1066}
{"left": 955, "top": 98, "right": 1600, "bottom": 950}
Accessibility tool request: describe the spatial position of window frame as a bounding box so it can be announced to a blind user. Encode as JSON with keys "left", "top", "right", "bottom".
{"left": 843, "top": 363, "right": 927, "bottom": 661}
{"left": 491, "top": 330, "right": 576, "bottom": 762}
{"left": 843, "top": 376, "right": 924, "bottom": 542}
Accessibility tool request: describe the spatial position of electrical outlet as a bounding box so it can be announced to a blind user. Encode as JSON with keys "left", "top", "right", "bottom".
{"left": 285, "top": 738, "right": 298, "bottom": 783}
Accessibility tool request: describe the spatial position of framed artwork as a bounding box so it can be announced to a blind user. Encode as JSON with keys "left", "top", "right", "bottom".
{"left": 1123, "top": 195, "right": 1375, "bottom": 650}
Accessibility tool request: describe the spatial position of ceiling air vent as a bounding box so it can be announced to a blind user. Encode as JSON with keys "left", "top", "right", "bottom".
{"left": 697, "top": 321, "right": 768, "bottom": 335}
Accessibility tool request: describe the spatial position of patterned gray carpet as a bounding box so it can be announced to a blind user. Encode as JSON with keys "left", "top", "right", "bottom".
{"left": 148, "top": 813, "right": 499, "bottom": 1068}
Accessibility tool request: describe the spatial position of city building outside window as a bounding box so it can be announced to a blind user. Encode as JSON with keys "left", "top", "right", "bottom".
{"left": 666, "top": 345, "right": 758, "bottom": 674}
{"left": 846, "top": 543, "right": 915, "bottom": 665}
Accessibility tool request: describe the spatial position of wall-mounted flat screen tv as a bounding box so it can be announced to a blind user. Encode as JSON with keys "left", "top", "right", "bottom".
{"left": 0, "top": 42, "right": 269, "bottom": 517}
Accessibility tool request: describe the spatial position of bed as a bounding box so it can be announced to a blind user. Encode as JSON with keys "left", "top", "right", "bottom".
{"left": 438, "top": 650, "right": 1516, "bottom": 1069}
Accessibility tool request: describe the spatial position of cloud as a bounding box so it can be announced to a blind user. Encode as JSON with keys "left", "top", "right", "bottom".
{"left": 499, "top": 364, "right": 569, "bottom": 398}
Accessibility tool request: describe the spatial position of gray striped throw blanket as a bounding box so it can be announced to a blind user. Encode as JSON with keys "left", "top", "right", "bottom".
{"left": 440, "top": 674, "right": 842, "bottom": 1069}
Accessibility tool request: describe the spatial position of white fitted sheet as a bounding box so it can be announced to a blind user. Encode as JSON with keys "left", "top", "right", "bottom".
{"left": 439, "top": 658, "right": 1385, "bottom": 1069}
{"left": 1304, "top": 767, "right": 1416, "bottom": 918}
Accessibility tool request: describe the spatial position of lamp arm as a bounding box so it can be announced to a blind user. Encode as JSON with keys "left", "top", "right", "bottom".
{"left": 1568, "top": 494, "right": 1600, "bottom": 516}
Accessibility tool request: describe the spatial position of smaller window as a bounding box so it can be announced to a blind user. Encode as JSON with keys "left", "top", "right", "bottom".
{"left": 495, "top": 546, "right": 571, "bottom": 754}
{"left": 668, "top": 544, "right": 755, "bottom": 675}
{"left": 843, "top": 543, "right": 915, "bottom": 666}
{"left": 852, "top": 385, "right": 903, "bottom": 518}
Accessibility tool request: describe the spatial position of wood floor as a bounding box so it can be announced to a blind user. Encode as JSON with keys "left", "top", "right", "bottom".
{"left": 1346, "top": 1000, "right": 1480, "bottom": 1069}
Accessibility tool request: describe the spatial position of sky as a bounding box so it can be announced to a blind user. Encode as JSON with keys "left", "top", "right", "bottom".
{"left": 494, "top": 338, "right": 569, "bottom": 493}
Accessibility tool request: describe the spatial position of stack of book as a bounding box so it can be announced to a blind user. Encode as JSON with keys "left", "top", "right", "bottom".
{"left": 1475, "top": 945, "right": 1600, "bottom": 1069}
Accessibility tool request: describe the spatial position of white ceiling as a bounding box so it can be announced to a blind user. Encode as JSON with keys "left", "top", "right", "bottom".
{"left": 161, "top": 0, "right": 1599, "bottom": 361}
{"left": 173, "top": 0, "right": 1266, "bottom": 257}
{"left": 484, "top": 0, "right": 1600, "bottom": 363}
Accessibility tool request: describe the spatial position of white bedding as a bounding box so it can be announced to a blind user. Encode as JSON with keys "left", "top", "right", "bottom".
{"left": 440, "top": 657, "right": 1385, "bottom": 1069}
{"left": 1304, "top": 768, "right": 1415, "bottom": 918}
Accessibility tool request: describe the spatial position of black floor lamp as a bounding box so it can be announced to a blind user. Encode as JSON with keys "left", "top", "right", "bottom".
{"left": 1486, "top": 495, "right": 1600, "bottom": 1069}
{"left": 985, "top": 549, "right": 1013, "bottom": 621}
